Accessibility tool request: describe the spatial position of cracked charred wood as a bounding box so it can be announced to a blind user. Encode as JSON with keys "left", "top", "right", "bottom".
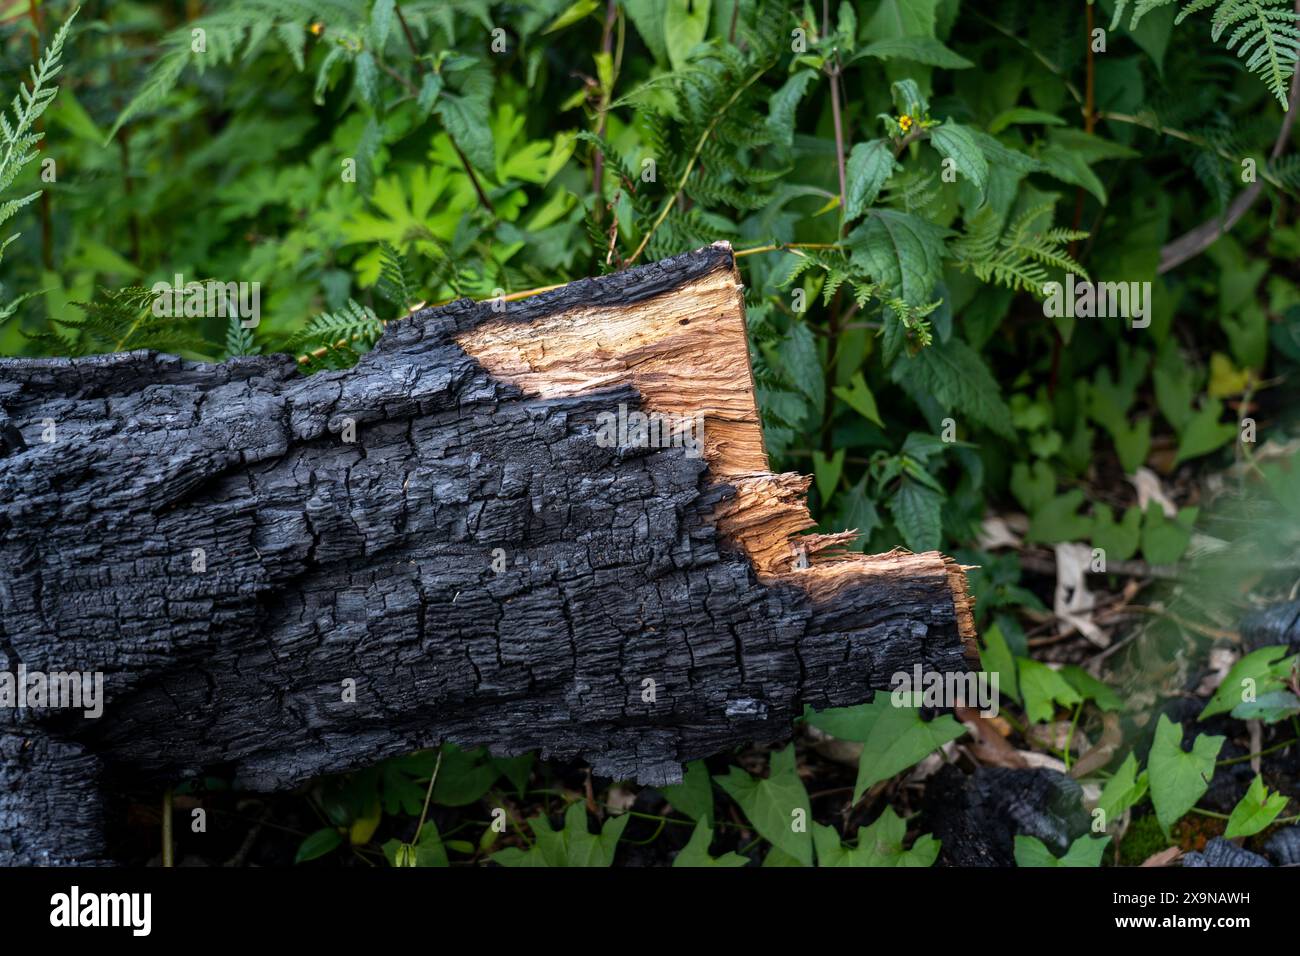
{"left": 921, "top": 765, "right": 1090, "bottom": 866}
{"left": 1181, "top": 837, "right": 1271, "bottom": 867}
{"left": 0, "top": 242, "right": 976, "bottom": 864}
{"left": 1242, "top": 599, "right": 1300, "bottom": 654}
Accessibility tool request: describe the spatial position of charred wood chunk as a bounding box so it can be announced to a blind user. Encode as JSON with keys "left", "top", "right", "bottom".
{"left": 0, "top": 243, "right": 975, "bottom": 863}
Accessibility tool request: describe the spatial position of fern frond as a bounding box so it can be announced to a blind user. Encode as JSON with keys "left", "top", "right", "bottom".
{"left": 1132, "top": 0, "right": 1300, "bottom": 108}
{"left": 288, "top": 299, "right": 382, "bottom": 353}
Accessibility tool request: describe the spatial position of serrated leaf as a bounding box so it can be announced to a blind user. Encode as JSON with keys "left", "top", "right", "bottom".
{"left": 929, "top": 122, "right": 988, "bottom": 196}
{"left": 845, "top": 139, "right": 895, "bottom": 220}
{"left": 889, "top": 477, "right": 943, "bottom": 552}
{"left": 354, "top": 51, "right": 379, "bottom": 108}
{"left": 768, "top": 70, "right": 818, "bottom": 148}
{"left": 889, "top": 337, "right": 1014, "bottom": 437}
{"left": 854, "top": 36, "right": 973, "bottom": 68}
{"left": 848, "top": 209, "right": 949, "bottom": 305}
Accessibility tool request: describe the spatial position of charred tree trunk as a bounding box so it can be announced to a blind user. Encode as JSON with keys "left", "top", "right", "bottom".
{"left": 0, "top": 243, "right": 975, "bottom": 864}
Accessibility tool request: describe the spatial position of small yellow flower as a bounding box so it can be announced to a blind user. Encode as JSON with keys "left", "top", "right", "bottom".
{"left": 898, "top": 114, "right": 914, "bottom": 132}
{"left": 310, "top": 21, "right": 325, "bottom": 36}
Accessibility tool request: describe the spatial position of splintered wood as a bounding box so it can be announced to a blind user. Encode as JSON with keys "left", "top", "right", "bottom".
{"left": 458, "top": 241, "right": 976, "bottom": 648}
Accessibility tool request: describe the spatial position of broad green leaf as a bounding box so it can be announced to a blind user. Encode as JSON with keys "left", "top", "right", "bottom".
{"left": 673, "top": 821, "right": 748, "bottom": 867}
{"left": 664, "top": 0, "right": 711, "bottom": 71}
{"left": 1199, "top": 645, "right": 1298, "bottom": 719}
{"left": 888, "top": 78, "right": 930, "bottom": 120}
{"left": 805, "top": 698, "right": 965, "bottom": 803}
{"left": 845, "top": 139, "right": 896, "bottom": 220}
{"left": 889, "top": 477, "right": 942, "bottom": 552}
{"left": 1090, "top": 505, "right": 1141, "bottom": 562}
{"left": 1011, "top": 459, "right": 1056, "bottom": 513}
{"left": 888, "top": 337, "right": 1015, "bottom": 437}
{"left": 1139, "top": 503, "right": 1198, "bottom": 565}
{"left": 436, "top": 94, "right": 496, "bottom": 172}
{"left": 1060, "top": 665, "right": 1122, "bottom": 712}
{"left": 433, "top": 744, "right": 500, "bottom": 806}
{"left": 370, "top": 0, "right": 396, "bottom": 50}
{"left": 979, "top": 622, "right": 1020, "bottom": 704}
{"left": 1225, "top": 774, "right": 1289, "bottom": 839}
{"left": 1173, "top": 398, "right": 1236, "bottom": 465}
{"left": 988, "top": 107, "right": 1065, "bottom": 135}
{"left": 813, "top": 448, "right": 846, "bottom": 502}
{"left": 864, "top": 0, "right": 939, "bottom": 41}
{"left": 1096, "top": 753, "right": 1149, "bottom": 827}
{"left": 814, "top": 808, "right": 940, "bottom": 866}
{"left": 848, "top": 209, "right": 948, "bottom": 306}
{"left": 768, "top": 70, "right": 818, "bottom": 147}
{"left": 714, "top": 744, "right": 813, "bottom": 865}
{"left": 492, "top": 801, "right": 630, "bottom": 867}
{"left": 1014, "top": 833, "right": 1110, "bottom": 867}
{"left": 832, "top": 371, "right": 884, "bottom": 426}
{"left": 1018, "top": 659, "right": 1082, "bottom": 723}
{"left": 929, "top": 122, "right": 988, "bottom": 196}
{"left": 662, "top": 760, "right": 715, "bottom": 826}
{"left": 1232, "top": 691, "right": 1300, "bottom": 723}
{"left": 544, "top": 0, "right": 600, "bottom": 33}
{"left": 836, "top": 477, "right": 882, "bottom": 542}
{"left": 1148, "top": 714, "right": 1224, "bottom": 837}
{"left": 295, "top": 827, "right": 343, "bottom": 864}
{"left": 853, "top": 36, "right": 973, "bottom": 68}
{"left": 1027, "top": 490, "right": 1092, "bottom": 544}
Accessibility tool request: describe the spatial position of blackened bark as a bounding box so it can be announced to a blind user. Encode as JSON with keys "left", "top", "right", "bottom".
{"left": 0, "top": 244, "right": 975, "bottom": 864}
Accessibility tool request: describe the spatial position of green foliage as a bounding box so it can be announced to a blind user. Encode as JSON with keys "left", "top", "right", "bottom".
{"left": 1198, "top": 645, "right": 1300, "bottom": 720}
{"left": 1224, "top": 773, "right": 1290, "bottom": 838}
{"left": 6, "top": 0, "right": 1300, "bottom": 866}
{"left": 1147, "top": 714, "right": 1225, "bottom": 836}
{"left": 491, "top": 802, "right": 630, "bottom": 867}
{"left": 805, "top": 698, "right": 966, "bottom": 803}
{"left": 0, "top": 8, "right": 75, "bottom": 317}
{"left": 1013, "top": 833, "right": 1110, "bottom": 867}
{"left": 814, "top": 808, "right": 940, "bottom": 867}
{"left": 713, "top": 744, "right": 813, "bottom": 865}
{"left": 1124, "top": 1, "right": 1300, "bottom": 108}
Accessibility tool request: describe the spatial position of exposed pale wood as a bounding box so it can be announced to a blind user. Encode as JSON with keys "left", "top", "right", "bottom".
{"left": 0, "top": 242, "right": 975, "bottom": 864}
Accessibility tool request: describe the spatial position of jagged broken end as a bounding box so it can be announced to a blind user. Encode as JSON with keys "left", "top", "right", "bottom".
{"left": 455, "top": 240, "right": 978, "bottom": 658}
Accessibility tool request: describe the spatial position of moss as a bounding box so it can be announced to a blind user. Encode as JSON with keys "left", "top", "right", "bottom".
{"left": 1118, "top": 813, "right": 1171, "bottom": 867}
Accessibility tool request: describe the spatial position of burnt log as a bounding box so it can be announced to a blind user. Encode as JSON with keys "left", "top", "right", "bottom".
{"left": 0, "top": 243, "right": 976, "bottom": 864}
